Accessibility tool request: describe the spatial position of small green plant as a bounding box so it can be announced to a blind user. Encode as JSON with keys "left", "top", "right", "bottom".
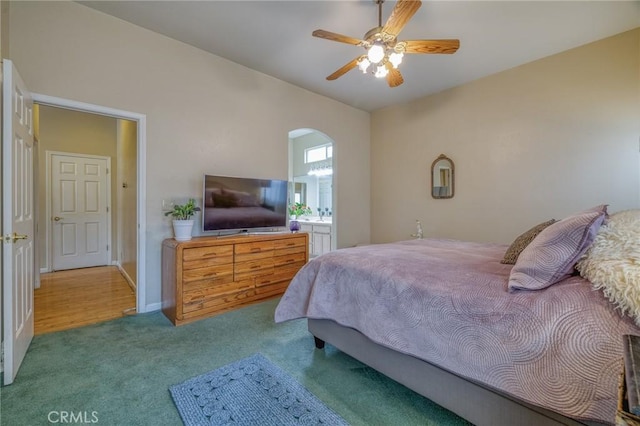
{"left": 165, "top": 198, "right": 201, "bottom": 220}
{"left": 288, "top": 202, "right": 312, "bottom": 217}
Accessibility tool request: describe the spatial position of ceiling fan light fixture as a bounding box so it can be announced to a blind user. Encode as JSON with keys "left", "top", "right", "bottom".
{"left": 313, "top": 0, "right": 460, "bottom": 87}
{"left": 358, "top": 57, "right": 371, "bottom": 73}
{"left": 374, "top": 64, "right": 388, "bottom": 78}
{"left": 367, "top": 41, "right": 385, "bottom": 64}
{"left": 389, "top": 51, "right": 403, "bottom": 68}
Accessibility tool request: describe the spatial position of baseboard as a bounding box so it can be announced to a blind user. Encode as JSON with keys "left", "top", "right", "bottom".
{"left": 116, "top": 264, "right": 137, "bottom": 292}
{"left": 40, "top": 267, "right": 49, "bottom": 274}
{"left": 145, "top": 302, "right": 162, "bottom": 313}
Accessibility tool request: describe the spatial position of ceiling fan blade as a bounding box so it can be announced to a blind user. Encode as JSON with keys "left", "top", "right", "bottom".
{"left": 382, "top": 0, "right": 422, "bottom": 37}
{"left": 312, "top": 29, "right": 363, "bottom": 46}
{"left": 404, "top": 39, "right": 460, "bottom": 54}
{"left": 326, "top": 57, "right": 361, "bottom": 80}
{"left": 385, "top": 63, "right": 404, "bottom": 87}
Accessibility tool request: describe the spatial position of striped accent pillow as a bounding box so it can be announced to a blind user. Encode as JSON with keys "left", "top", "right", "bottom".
{"left": 508, "top": 205, "right": 607, "bottom": 292}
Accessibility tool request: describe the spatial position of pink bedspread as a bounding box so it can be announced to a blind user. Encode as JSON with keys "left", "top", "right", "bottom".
{"left": 275, "top": 238, "right": 640, "bottom": 425}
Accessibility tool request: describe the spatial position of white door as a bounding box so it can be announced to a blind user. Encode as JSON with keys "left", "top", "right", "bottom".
{"left": 50, "top": 153, "right": 110, "bottom": 271}
{"left": 2, "top": 59, "right": 35, "bottom": 385}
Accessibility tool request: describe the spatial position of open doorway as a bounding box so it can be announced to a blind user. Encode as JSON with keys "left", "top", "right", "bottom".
{"left": 34, "top": 104, "right": 136, "bottom": 333}
{"left": 31, "top": 95, "right": 147, "bottom": 333}
{"left": 288, "top": 129, "right": 336, "bottom": 258}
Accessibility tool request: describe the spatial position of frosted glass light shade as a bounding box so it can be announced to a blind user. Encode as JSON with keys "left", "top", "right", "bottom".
{"left": 367, "top": 42, "right": 385, "bottom": 64}
{"left": 389, "top": 52, "right": 404, "bottom": 68}
{"left": 374, "top": 64, "right": 388, "bottom": 78}
{"left": 358, "top": 57, "right": 371, "bottom": 73}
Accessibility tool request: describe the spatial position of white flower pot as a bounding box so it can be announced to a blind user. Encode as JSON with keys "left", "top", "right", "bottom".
{"left": 172, "top": 219, "right": 194, "bottom": 242}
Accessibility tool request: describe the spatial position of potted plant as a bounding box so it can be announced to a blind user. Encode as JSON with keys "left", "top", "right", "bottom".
{"left": 288, "top": 202, "right": 311, "bottom": 233}
{"left": 288, "top": 202, "right": 312, "bottom": 219}
{"left": 165, "top": 198, "right": 201, "bottom": 242}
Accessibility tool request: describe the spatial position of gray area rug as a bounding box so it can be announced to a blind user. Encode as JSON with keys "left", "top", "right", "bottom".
{"left": 169, "top": 353, "right": 348, "bottom": 425}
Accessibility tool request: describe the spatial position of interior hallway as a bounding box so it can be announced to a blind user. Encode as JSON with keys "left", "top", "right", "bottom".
{"left": 35, "top": 266, "right": 136, "bottom": 335}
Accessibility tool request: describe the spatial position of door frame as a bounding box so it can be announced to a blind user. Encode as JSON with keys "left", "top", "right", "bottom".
{"left": 46, "top": 151, "right": 112, "bottom": 272}
{"left": 32, "top": 93, "right": 148, "bottom": 313}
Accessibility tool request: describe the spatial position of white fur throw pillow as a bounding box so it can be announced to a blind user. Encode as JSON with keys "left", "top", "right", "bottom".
{"left": 576, "top": 209, "right": 640, "bottom": 325}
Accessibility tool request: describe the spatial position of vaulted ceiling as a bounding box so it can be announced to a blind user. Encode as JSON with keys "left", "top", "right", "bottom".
{"left": 79, "top": 1, "right": 640, "bottom": 112}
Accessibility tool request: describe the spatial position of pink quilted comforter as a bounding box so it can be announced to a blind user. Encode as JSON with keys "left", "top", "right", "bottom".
{"left": 274, "top": 238, "right": 640, "bottom": 425}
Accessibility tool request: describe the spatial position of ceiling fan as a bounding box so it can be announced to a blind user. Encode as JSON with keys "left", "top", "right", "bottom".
{"left": 312, "top": 0, "right": 460, "bottom": 87}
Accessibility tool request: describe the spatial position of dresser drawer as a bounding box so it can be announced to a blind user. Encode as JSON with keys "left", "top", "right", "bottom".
{"left": 183, "top": 245, "right": 233, "bottom": 262}
{"left": 182, "top": 280, "right": 253, "bottom": 306}
{"left": 255, "top": 263, "right": 303, "bottom": 288}
{"left": 183, "top": 255, "right": 233, "bottom": 271}
{"left": 274, "top": 236, "right": 306, "bottom": 250}
{"left": 235, "top": 241, "right": 275, "bottom": 262}
{"left": 182, "top": 273, "right": 235, "bottom": 293}
{"left": 274, "top": 262, "right": 305, "bottom": 282}
{"left": 273, "top": 252, "right": 306, "bottom": 268}
{"left": 182, "top": 264, "right": 234, "bottom": 283}
{"left": 182, "top": 288, "right": 257, "bottom": 317}
{"left": 234, "top": 258, "right": 275, "bottom": 281}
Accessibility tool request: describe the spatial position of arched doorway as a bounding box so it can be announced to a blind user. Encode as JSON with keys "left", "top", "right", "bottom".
{"left": 288, "top": 128, "right": 335, "bottom": 258}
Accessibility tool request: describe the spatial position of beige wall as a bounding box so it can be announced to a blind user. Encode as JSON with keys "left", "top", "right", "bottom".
{"left": 9, "top": 1, "right": 370, "bottom": 310}
{"left": 371, "top": 29, "right": 640, "bottom": 243}
{"left": 37, "top": 105, "right": 118, "bottom": 270}
{"left": 1, "top": 1, "right": 9, "bottom": 58}
{"left": 371, "top": 28, "right": 640, "bottom": 245}
{"left": 117, "top": 119, "right": 137, "bottom": 285}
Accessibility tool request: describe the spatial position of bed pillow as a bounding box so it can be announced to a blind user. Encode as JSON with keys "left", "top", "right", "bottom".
{"left": 508, "top": 205, "right": 607, "bottom": 292}
{"left": 206, "top": 188, "right": 222, "bottom": 208}
{"left": 501, "top": 219, "right": 556, "bottom": 264}
{"left": 212, "top": 189, "right": 238, "bottom": 207}
{"left": 223, "top": 189, "right": 260, "bottom": 207}
{"left": 576, "top": 209, "right": 640, "bottom": 325}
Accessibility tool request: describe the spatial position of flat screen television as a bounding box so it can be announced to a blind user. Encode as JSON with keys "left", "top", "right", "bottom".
{"left": 202, "top": 174, "right": 288, "bottom": 233}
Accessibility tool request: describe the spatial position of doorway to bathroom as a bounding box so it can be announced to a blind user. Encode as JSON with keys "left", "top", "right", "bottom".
{"left": 288, "top": 129, "right": 335, "bottom": 258}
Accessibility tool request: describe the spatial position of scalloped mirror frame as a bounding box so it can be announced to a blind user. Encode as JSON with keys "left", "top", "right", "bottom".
{"left": 431, "top": 154, "right": 455, "bottom": 199}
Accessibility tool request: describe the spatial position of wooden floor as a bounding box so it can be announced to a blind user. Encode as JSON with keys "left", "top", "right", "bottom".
{"left": 35, "top": 266, "right": 136, "bottom": 335}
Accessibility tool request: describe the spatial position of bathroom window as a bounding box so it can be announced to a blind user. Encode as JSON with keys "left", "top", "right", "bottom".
{"left": 304, "top": 144, "right": 333, "bottom": 164}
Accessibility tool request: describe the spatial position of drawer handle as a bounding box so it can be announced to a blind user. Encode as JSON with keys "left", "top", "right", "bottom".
{"left": 250, "top": 265, "right": 261, "bottom": 270}
{"left": 250, "top": 248, "right": 261, "bottom": 253}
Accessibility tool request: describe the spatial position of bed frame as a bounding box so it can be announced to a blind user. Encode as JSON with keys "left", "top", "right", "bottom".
{"left": 308, "top": 319, "right": 602, "bottom": 426}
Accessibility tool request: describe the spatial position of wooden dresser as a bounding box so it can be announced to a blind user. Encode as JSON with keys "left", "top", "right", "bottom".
{"left": 161, "top": 232, "right": 308, "bottom": 325}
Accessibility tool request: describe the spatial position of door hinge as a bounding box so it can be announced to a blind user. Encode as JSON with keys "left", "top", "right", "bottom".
{"left": 1, "top": 341, "right": 4, "bottom": 373}
{"left": 106, "top": 206, "right": 109, "bottom": 213}
{"left": 106, "top": 168, "right": 109, "bottom": 174}
{"left": 107, "top": 244, "right": 109, "bottom": 251}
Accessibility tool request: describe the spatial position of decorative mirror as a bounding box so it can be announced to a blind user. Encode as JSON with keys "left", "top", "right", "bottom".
{"left": 431, "top": 154, "right": 454, "bottom": 199}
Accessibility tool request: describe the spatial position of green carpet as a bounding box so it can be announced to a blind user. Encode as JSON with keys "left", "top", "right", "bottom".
{"left": 0, "top": 299, "right": 471, "bottom": 426}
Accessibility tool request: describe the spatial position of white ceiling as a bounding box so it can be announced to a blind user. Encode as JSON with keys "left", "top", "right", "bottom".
{"left": 78, "top": 1, "right": 640, "bottom": 112}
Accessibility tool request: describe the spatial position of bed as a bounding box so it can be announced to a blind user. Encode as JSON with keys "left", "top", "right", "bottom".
{"left": 274, "top": 207, "right": 640, "bottom": 426}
